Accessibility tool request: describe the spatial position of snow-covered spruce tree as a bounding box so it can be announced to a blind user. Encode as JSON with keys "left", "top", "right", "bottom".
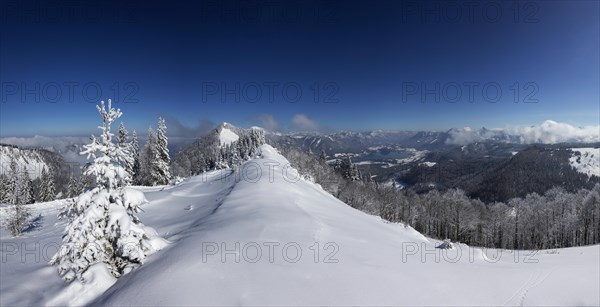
{"left": 20, "top": 170, "right": 35, "bottom": 204}
{"left": 140, "top": 128, "right": 161, "bottom": 186}
{"left": 7, "top": 169, "right": 32, "bottom": 236}
{"left": 66, "top": 175, "right": 81, "bottom": 198}
{"left": 131, "top": 130, "right": 141, "bottom": 184}
{"left": 155, "top": 117, "right": 171, "bottom": 185}
{"left": 118, "top": 123, "right": 135, "bottom": 181}
{"left": 6, "top": 159, "right": 19, "bottom": 205}
{"left": 50, "top": 99, "right": 165, "bottom": 282}
{"left": 39, "top": 168, "right": 56, "bottom": 202}
{"left": 0, "top": 175, "right": 9, "bottom": 203}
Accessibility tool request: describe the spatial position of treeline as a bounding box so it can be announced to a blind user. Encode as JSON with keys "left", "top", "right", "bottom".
{"left": 0, "top": 162, "right": 57, "bottom": 205}
{"left": 171, "top": 128, "right": 266, "bottom": 177}
{"left": 403, "top": 146, "right": 600, "bottom": 203}
{"left": 278, "top": 145, "right": 600, "bottom": 250}
{"left": 0, "top": 161, "right": 59, "bottom": 235}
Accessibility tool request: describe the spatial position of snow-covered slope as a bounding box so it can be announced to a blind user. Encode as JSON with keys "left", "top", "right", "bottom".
{"left": 0, "top": 144, "right": 49, "bottom": 178}
{"left": 218, "top": 123, "right": 239, "bottom": 146}
{"left": 1, "top": 145, "right": 599, "bottom": 306}
{"left": 569, "top": 148, "right": 600, "bottom": 178}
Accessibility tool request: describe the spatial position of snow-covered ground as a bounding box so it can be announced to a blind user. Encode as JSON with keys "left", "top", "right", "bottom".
{"left": 1, "top": 145, "right": 599, "bottom": 306}
{"left": 569, "top": 148, "right": 600, "bottom": 178}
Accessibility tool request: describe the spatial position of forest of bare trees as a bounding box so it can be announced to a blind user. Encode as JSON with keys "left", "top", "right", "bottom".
{"left": 278, "top": 145, "right": 600, "bottom": 250}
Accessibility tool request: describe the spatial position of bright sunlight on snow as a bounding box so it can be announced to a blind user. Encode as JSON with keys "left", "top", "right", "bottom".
{"left": 2, "top": 145, "right": 598, "bottom": 306}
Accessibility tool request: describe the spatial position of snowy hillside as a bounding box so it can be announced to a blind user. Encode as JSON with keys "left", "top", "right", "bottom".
{"left": 569, "top": 148, "right": 600, "bottom": 178}
{"left": 0, "top": 144, "right": 49, "bottom": 179}
{"left": 218, "top": 123, "right": 239, "bottom": 146}
{"left": 1, "top": 145, "right": 599, "bottom": 306}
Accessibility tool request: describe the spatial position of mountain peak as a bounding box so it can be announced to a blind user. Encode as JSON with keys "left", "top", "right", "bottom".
{"left": 216, "top": 122, "right": 234, "bottom": 130}
{"left": 216, "top": 123, "right": 239, "bottom": 146}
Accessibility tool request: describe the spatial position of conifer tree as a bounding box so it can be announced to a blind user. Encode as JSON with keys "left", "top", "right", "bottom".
{"left": 118, "top": 123, "right": 135, "bottom": 181}
{"left": 155, "top": 117, "right": 171, "bottom": 184}
{"left": 140, "top": 128, "right": 161, "bottom": 185}
{"left": 40, "top": 168, "right": 56, "bottom": 202}
{"left": 7, "top": 159, "right": 19, "bottom": 205}
{"left": 6, "top": 163, "right": 31, "bottom": 236}
{"left": 131, "top": 130, "right": 141, "bottom": 184}
{"left": 66, "top": 175, "right": 81, "bottom": 198}
{"left": 50, "top": 99, "right": 165, "bottom": 282}
{"left": 20, "top": 170, "right": 35, "bottom": 204}
{"left": 0, "top": 175, "right": 9, "bottom": 203}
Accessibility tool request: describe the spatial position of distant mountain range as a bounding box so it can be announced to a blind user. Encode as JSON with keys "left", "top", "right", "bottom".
{"left": 2, "top": 121, "right": 598, "bottom": 203}
{"left": 267, "top": 127, "right": 600, "bottom": 202}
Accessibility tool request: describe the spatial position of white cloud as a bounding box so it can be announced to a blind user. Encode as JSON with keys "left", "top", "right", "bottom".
{"left": 291, "top": 114, "right": 320, "bottom": 131}
{"left": 252, "top": 114, "right": 279, "bottom": 131}
{"left": 0, "top": 135, "right": 89, "bottom": 163}
{"left": 446, "top": 120, "right": 600, "bottom": 145}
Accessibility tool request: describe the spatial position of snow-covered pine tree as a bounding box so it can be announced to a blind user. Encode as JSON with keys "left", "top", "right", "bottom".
{"left": 7, "top": 169, "right": 31, "bottom": 236}
{"left": 20, "top": 170, "right": 35, "bottom": 204}
{"left": 7, "top": 159, "right": 19, "bottom": 205}
{"left": 39, "top": 168, "right": 56, "bottom": 202}
{"left": 140, "top": 128, "right": 161, "bottom": 186}
{"left": 118, "top": 123, "right": 135, "bottom": 182}
{"left": 155, "top": 117, "right": 171, "bottom": 185}
{"left": 118, "top": 122, "right": 128, "bottom": 146}
{"left": 39, "top": 168, "right": 48, "bottom": 201}
{"left": 50, "top": 99, "right": 166, "bottom": 282}
{"left": 131, "top": 130, "right": 141, "bottom": 184}
{"left": 0, "top": 175, "right": 9, "bottom": 203}
{"left": 67, "top": 175, "right": 80, "bottom": 198}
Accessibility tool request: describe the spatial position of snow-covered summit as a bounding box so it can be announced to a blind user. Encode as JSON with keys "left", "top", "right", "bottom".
{"left": 218, "top": 127, "right": 239, "bottom": 146}
{"left": 214, "top": 122, "right": 239, "bottom": 147}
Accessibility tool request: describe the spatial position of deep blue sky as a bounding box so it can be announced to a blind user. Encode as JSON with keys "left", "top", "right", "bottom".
{"left": 1, "top": 0, "right": 598, "bottom": 137}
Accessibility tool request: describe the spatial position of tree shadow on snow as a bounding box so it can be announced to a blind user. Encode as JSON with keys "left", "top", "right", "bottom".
{"left": 23, "top": 214, "right": 44, "bottom": 233}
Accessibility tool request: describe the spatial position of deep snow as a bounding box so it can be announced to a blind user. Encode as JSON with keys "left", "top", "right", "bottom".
{"left": 1, "top": 145, "right": 599, "bottom": 306}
